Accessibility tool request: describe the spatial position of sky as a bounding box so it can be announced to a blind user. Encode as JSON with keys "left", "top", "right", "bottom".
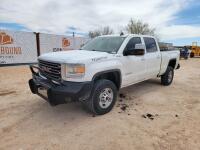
{"left": 0, "top": 0, "right": 200, "bottom": 46}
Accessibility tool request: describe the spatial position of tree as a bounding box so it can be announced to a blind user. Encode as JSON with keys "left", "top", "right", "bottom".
{"left": 88, "top": 26, "right": 113, "bottom": 38}
{"left": 88, "top": 30, "right": 101, "bottom": 38}
{"left": 126, "top": 19, "right": 156, "bottom": 36}
{"left": 101, "top": 26, "right": 113, "bottom": 35}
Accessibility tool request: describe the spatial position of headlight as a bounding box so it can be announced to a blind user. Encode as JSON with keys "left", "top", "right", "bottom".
{"left": 65, "top": 64, "right": 85, "bottom": 78}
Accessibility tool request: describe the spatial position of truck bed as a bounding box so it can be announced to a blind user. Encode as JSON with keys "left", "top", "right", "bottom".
{"left": 159, "top": 50, "right": 180, "bottom": 75}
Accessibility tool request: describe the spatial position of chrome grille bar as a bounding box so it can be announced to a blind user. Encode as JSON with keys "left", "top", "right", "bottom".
{"left": 38, "top": 60, "right": 61, "bottom": 81}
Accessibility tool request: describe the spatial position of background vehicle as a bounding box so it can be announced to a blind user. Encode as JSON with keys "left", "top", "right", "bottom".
{"left": 29, "top": 34, "right": 180, "bottom": 115}
{"left": 180, "top": 46, "right": 190, "bottom": 59}
{"left": 158, "top": 42, "right": 173, "bottom": 51}
{"left": 190, "top": 42, "right": 200, "bottom": 57}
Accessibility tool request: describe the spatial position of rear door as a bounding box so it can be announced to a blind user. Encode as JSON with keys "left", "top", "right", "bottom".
{"left": 143, "top": 37, "right": 161, "bottom": 78}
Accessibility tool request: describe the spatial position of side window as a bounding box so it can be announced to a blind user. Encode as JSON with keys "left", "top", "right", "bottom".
{"left": 125, "top": 37, "right": 141, "bottom": 51}
{"left": 144, "top": 37, "right": 157, "bottom": 53}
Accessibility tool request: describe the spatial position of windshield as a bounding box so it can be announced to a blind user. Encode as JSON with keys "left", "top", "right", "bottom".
{"left": 81, "top": 36, "right": 125, "bottom": 53}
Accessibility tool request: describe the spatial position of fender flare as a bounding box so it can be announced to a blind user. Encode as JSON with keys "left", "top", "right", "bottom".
{"left": 92, "top": 69, "right": 122, "bottom": 89}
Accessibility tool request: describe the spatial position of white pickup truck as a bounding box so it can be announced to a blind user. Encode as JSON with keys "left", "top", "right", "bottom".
{"left": 29, "top": 34, "right": 180, "bottom": 115}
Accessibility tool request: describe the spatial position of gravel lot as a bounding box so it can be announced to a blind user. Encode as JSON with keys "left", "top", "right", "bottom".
{"left": 0, "top": 59, "right": 200, "bottom": 150}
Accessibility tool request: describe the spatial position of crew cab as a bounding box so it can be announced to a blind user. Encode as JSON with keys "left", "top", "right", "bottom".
{"left": 29, "top": 34, "right": 180, "bottom": 115}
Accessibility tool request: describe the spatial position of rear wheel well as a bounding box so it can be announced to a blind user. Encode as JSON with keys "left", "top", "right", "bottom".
{"left": 93, "top": 71, "right": 121, "bottom": 90}
{"left": 168, "top": 59, "right": 176, "bottom": 69}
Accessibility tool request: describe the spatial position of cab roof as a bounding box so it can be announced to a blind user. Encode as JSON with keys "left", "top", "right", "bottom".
{"left": 99, "top": 34, "right": 155, "bottom": 39}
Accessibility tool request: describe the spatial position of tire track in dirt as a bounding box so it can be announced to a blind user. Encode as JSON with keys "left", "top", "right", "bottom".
{"left": 0, "top": 103, "right": 45, "bottom": 137}
{"left": 0, "top": 90, "right": 16, "bottom": 96}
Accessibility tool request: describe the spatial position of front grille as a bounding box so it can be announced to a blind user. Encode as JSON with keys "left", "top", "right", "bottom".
{"left": 38, "top": 60, "right": 61, "bottom": 81}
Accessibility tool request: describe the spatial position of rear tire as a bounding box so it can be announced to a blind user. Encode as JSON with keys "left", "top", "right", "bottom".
{"left": 82, "top": 79, "right": 117, "bottom": 115}
{"left": 161, "top": 66, "right": 174, "bottom": 86}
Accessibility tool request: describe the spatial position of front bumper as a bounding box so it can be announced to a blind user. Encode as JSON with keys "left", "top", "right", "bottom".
{"left": 29, "top": 65, "right": 93, "bottom": 106}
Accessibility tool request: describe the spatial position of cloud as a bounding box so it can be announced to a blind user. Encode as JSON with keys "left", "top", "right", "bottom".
{"left": 159, "top": 25, "right": 200, "bottom": 40}
{"left": 0, "top": 22, "right": 30, "bottom": 32}
{"left": 0, "top": 0, "right": 199, "bottom": 40}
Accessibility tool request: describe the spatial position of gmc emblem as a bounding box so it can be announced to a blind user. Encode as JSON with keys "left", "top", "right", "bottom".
{"left": 41, "top": 66, "right": 51, "bottom": 73}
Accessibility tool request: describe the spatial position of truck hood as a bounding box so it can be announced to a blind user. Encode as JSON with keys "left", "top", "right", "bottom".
{"left": 38, "top": 50, "right": 109, "bottom": 63}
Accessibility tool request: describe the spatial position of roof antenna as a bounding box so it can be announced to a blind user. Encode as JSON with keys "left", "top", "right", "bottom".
{"left": 120, "top": 31, "right": 124, "bottom": 36}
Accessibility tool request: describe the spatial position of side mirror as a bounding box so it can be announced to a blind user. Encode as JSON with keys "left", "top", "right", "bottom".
{"left": 124, "top": 44, "right": 145, "bottom": 56}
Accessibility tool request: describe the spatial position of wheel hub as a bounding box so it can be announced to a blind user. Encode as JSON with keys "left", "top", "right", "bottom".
{"left": 99, "top": 88, "right": 113, "bottom": 109}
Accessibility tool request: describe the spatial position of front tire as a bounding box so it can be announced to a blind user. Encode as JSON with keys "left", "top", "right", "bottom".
{"left": 82, "top": 79, "right": 117, "bottom": 115}
{"left": 161, "top": 66, "right": 174, "bottom": 86}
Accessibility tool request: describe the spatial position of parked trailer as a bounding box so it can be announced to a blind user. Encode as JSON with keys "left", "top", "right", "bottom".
{"left": 0, "top": 30, "right": 89, "bottom": 66}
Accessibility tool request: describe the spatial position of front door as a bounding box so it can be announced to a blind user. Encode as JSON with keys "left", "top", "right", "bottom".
{"left": 121, "top": 37, "right": 146, "bottom": 86}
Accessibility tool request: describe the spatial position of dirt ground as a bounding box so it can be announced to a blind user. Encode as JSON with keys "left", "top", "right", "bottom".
{"left": 0, "top": 59, "right": 200, "bottom": 150}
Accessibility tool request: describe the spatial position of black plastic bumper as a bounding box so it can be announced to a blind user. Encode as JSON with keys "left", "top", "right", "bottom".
{"left": 29, "top": 65, "right": 93, "bottom": 106}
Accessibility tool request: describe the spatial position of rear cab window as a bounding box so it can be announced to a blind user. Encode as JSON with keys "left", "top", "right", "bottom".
{"left": 143, "top": 37, "right": 158, "bottom": 53}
